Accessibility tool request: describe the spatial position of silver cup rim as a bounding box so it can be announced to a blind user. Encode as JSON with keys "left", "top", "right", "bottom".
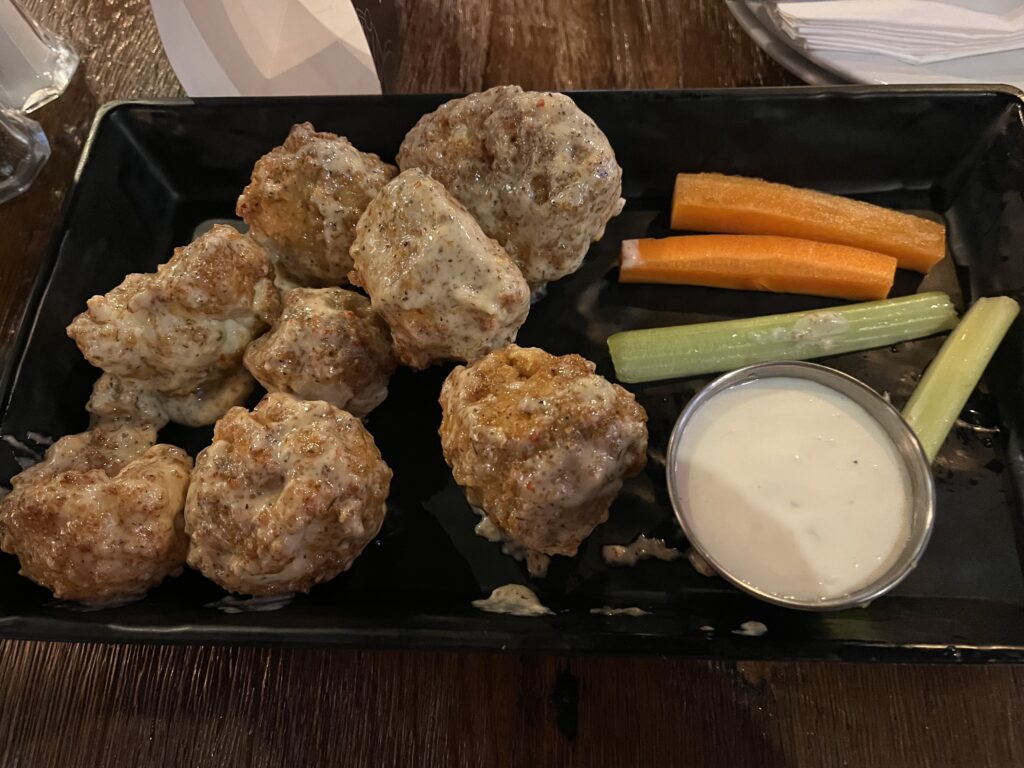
{"left": 666, "top": 360, "right": 936, "bottom": 611}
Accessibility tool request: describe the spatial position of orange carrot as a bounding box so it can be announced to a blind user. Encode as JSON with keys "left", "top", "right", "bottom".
{"left": 619, "top": 235, "right": 897, "bottom": 301}
{"left": 671, "top": 173, "right": 945, "bottom": 273}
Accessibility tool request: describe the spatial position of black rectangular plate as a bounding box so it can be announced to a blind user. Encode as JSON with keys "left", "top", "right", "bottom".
{"left": 3, "top": 88, "right": 1024, "bottom": 661}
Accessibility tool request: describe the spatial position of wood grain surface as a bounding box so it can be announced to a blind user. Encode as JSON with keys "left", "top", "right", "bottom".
{"left": 0, "top": 2, "right": 1020, "bottom": 767}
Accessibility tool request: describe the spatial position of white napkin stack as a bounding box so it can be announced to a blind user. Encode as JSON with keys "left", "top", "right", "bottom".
{"left": 774, "top": 0, "right": 1024, "bottom": 64}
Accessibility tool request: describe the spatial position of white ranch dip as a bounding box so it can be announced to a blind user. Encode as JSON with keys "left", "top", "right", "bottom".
{"left": 673, "top": 377, "right": 911, "bottom": 602}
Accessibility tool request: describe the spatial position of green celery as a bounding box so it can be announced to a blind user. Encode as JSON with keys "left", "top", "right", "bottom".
{"left": 607, "top": 292, "right": 958, "bottom": 384}
{"left": 903, "top": 296, "right": 1020, "bottom": 461}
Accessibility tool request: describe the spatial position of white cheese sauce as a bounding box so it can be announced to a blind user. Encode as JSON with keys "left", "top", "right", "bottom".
{"left": 686, "top": 548, "right": 716, "bottom": 577}
{"left": 601, "top": 535, "right": 682, "bottom": 567}
{"left": 473, "top": 513, "right": 551, "bottom": 578}
{"left": 472, "top": 585, "right": 553, "bottom": 616}
{"left": 673, "top": 377, "right": 911, "bottom": 602}
{"left": 732, "top": 621, "right": 768, "bottom": 637}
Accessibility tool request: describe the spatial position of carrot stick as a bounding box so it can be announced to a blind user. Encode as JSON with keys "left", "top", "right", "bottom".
{"left": 619, "top": 235, "right": 897, "bottom": 301}
{"left": 671, "top": 173, "right": 946, "bottom": 273}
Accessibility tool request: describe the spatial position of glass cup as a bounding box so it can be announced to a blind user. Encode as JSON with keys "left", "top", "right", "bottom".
{"left": 0, "top": 0, "right": 79, "bottom": 112}
{"left": 0, "top": 107, "right": 49, "bottom": 204}
{"left": 0, "top": 1, "right": 75, "bottom": 203}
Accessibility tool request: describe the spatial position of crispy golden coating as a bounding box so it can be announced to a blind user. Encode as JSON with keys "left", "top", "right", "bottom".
{"left": 86, "top": 369, "right": 255, "bottom": 429}
{"left": 349, "top": 169, "right": 530, "bottom": 369}
{"left": 0, "top": 422, "right": 192, "bottom": 602}
{"left": 66, "top": 225, "right": 280, "bottom": 398}
{"left": 397, "top": 86, "right": 625, "bottom": 289}
{"left": 244, "top": 288, "right": 396, "bottom": 417}
{"left": 185, "top": 393, "right": 392, "bottom": 596}
{"left": 237, "top": 123, "right": 397, "bottom": 286}
{"left": 439, "top": 345, "right": 648, "bottom": 557}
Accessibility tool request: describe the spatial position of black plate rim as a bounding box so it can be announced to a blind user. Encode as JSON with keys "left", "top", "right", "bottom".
{"left": 3, "top": 613, "right": 1024, "bottom": 662}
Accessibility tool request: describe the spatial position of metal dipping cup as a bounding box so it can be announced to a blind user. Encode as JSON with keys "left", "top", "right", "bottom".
{"left": 666, "top": 361, "right": 935, "bottom": 611}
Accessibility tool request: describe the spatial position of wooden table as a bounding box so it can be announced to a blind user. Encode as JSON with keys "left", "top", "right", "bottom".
{"left": 1, "top": 2, "right": 1022, "bottom": 766}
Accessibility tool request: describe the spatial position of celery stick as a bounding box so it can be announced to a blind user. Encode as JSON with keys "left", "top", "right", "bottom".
{"left": 607, "top": 292, "right": 958, "bottom": 383}
{"left": 903, "top": 296, "right": 1020, "bottom": 461}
